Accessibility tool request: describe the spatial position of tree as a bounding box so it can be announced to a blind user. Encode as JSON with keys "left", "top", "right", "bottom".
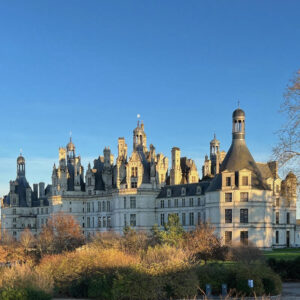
{"left": 122, "top": 226, "right": 147, "bottom": 254}
{"left": 273, "top": 69, "right": 300, "bottom": 177}
{"left": 37, "top": 212, "right": 84, "bottom": 254}
{"left": 185, "top": 222, "right": 226, "bottom": 264}
{"left": 20, "top": 228, "right": 35, "bottom": 254}
{"left": 159, "top": 214, "right": 185, "bottom": 247}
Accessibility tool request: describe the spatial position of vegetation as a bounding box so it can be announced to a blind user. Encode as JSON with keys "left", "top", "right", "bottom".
{"left": 0, "top": 213, "right": 282, "bottom": 299}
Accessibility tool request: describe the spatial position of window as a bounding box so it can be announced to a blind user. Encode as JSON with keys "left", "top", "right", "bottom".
{"left": 46, "top": 208, "right": 48, "bottom": 214}
{"left": 160, "top": 213, "right": 165, "bottom": 226}
{"left": 102, "top": 201, "right": 106, "bottom": 212}
{"left": 13, "top": 218, "right": 16, "bottom": 222}
{"left": 276, "top": 230, "right": 279, "bottom": 244}
{"left": 240, "top": 231, "right": 248, "bottom": 245}
{"left": 107, "top": 216, "right": 111, "bottom": 228}
{"left": 225, "top": 193, "right": 232, "bottom": 202}
{"left": 197, "top": 198, "right": 201, "bottom": 206}
{"left": 41, "top": 208, "right": 44, "bottom": 214}
{"left": 167, "top": 189, "right": 171, "bottom": 197}
{"left": 225, "top": 231, "right": 232, "bottom": 245}
{"left": 226, "top": 177, "right": 231, "bottom": 186}
{"left": 131, "top": 167, "right": 138, "bottom": 177}
{"left": 87, "top": 203, "right": 90, "bottom": 212}
{"left": 276, "top": 198, "right": 279, "bottom": 207}
{"left": 182, "top": 213, "right": 186, "bottom": 226}
{"left": 182, "top": 198, "right": 185, "bottom": 207}
{"left": 98, "top": 201, "right": 101, "bottom": 212}
{"left": 287, "top": 212, "right": 290, "bottom": 224}
{"left": 240, "top": 192, "right": 249, "bottom": 202}
{"left": 98, "top": 217, "right": 101, "bottom": 227}
{"left": 130, "top": 197, "right": 136, "bottom": 209}
{"left": 197, "top": 212, "right": 201, "bottom": 225}
{"left": 242, "top": 176, "right": 248, "bottom": 186}
{"left": 124, "top": 214, "right": 127, "bottom": 226}
{"left": 197, "top": 186, "right": 202, "bottom": 194}
{"left": 103, "top": 217, "right": 106, "bottom": 228}
{"left": 13, "top": 231, "right": 16, "bottom": 236}
{"left": 276, "top": 212, "right": 279, "bottom": 224}
{"left": 160, "top": 200, "right": 164, "bottom": 209}
{"left": 13, "top": 224, "right": 16, "bottom": 228}
{"left": 161, "top": 174, "right": 164, "bottom": 182}
{"left": 130, "top": 214, "right": 136, "bottom": 227}
{"left": 225, "top": 209, "right": 232, "bottom": 223}
{"left": 131, "top": 182, "right": 137, "bottom": 188}
{"left": 189, "top": 212, "right": 194, "bottom": 226}
{"left": 88, "top": 190, "right": 92, "bottom": 195}
{"left": 124, "top": 197, "right": 127, "bottom": 209}
{"left": 181, "top": 188, "right": 186, "bottom": 196}
{"left": 168, "top": 199, "right": 171, "bottom": 208}
{"left": 87, "top": 217, "right": 90, "bottom": 228}
{"left": 13, "top": 209, "right": 16, "bottom": 214}
{"left": 276, "top": 185, "right": 280, "bottom": 193}
{"left": 240, "top": 209, "right": 248, "bottom": 223}
{"left": 107, "top": 201, "right": 111, "bottom": 212}
{"left": 37, "top": 208, "right": 39, "bottom": 214}
{"left": 189, "top": 198, "right": 194, "bottom": 207}
{"left": 175, "top": 199, "right": 178, "bottom": 208}
{"left": 88, "top": 177, "right": 91, "bottom": 186}
{"left": 69, "top": 207, "right": 72, "bottom": 212}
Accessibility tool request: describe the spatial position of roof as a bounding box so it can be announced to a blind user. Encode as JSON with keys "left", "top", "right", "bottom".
{"left": 256, "top": 163, "right": 274, "bottom": 179}
{"left": 232, "top": 108, "right": 245, "bottom": 118}
{"left": 207, "top": 139, "right": 268, "bottom": 192}
{"left": 157, "top": 181, "right": 211, "bottom": 198}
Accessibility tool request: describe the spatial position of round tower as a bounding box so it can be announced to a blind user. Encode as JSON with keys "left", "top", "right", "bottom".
{"left": 67, "top": 137, "right": 75, "bottom": 159}
{"left": 232, "top": 108, "right": 245, "bottom": 140}
{"left": 17, "top": 153, "right": 25, "bottom": 177}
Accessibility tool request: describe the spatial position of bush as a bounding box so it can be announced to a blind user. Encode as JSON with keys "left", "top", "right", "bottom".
{"left": 196, "top": 263, "right": 281, "bottom": 297}
{"left": 0, "top": 287, "right": 51, "bottom": 300}
{"left": 267, "top": 256, "right": 300, "bottom": 281}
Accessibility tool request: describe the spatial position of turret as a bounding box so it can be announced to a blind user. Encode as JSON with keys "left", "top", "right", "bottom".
{"left": 17, "top": 154, "right": 25, "bottom": 177}
{"left": 170, "top": 147, "right": 182, "bottom": 185}
{"left": 232, "top": 108, "right": 245, "bottom": 140}
{"left": 133, "top": 120, "right": 147, "bottom": 152}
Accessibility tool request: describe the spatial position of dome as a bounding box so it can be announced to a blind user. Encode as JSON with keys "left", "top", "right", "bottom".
{"left": 210, "top": 133, "right": 220, "bottom": 144}
{"left": 67, "top": 138, "right": 75, "bottom": 151}
{"left": 286, "top": 172, "right": 297, "bottom": 179}
{"left": 17, "top": 155, "right": 25, "bottom": 164}
{"left": 232, "top": 108, "right": 245, "bottom": 118}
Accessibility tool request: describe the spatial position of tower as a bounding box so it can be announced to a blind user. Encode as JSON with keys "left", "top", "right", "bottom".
{"left": 210, "top": 134, "right": 220, "bottom": 175}
{"left": 67, "top": 137, "right": 75, "bottom": 160}
{"left": 17, "top": 153, "right": 25, "bottom": 177}
{"left": 232, "top": 108, "right": 245, "bottom": 140}
{"left": 170, "top": 147, "right": 182, "bottom": 185}
{"left": 133, "top": 120, "right": 147, "bottom": 152}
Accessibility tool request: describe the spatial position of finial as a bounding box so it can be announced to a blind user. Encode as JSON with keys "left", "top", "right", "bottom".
{"left": 237, "top": 100, "right": 240, "bottom": 108}
{"left": 137, "top": 114, "right": 140, "bottom": 126}
{"left": 69, "top": 131, "right": 72, "bottom": 142}
{"left": 20, "top": 148, "right": 23, "bottom": 156}
{"left": 214, "top": 133, "right": 216, "bottom": 140}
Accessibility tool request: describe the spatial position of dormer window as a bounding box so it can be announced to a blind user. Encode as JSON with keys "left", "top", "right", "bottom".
{"left": 167, "top": 189, "right": 171, "bottom": 197}
{"left": 131, "top": 167, "right": 138, "bottom": 178}
{"left": 197, "top": 186, "right": 202, "bottom": 195}
{"left": 226, "top": 177, "right": 231, "bottom": 186}
{"left": 242, "top": 176, "right": 248, "bottom": 186}
{"left": 181, "top": 187, "right": 186, "bottom": 196}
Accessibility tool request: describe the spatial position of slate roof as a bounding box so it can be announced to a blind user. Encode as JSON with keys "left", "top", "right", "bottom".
{"left": 207, "top": 139, "right": 269, "bottom": 192}
{"left": 157, "top": 181, "right": 211, "bottom": 198}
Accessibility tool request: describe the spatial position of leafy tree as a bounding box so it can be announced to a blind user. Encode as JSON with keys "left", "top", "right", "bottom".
{"left": 159, "top": 214, "right": 185, "bottom": 247}
{"left": 122, "top": 226, "right": 147, "bottom": 254}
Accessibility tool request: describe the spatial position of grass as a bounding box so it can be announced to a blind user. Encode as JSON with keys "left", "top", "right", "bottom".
{"left": 263, "top": 248, "right": 300, "bottom": 260}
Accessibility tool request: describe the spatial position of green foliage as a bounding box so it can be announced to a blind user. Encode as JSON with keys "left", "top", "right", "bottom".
{"left": 196, "top": 263, "right": 281, "bottom": 296}
{"left": 0, "top": 287, "right": 51, "bottom": 300}
{"left": 267, "top": 256, "right": 300, "bottom": 281}
{"left": 152, "top": 214, "right": 185, "bottom": 247}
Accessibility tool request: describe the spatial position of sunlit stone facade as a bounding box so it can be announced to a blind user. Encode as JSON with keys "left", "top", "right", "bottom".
{"left": 1, "top": 109, "right": 299, "bottom": 248}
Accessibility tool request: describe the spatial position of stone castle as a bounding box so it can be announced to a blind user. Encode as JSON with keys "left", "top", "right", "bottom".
{"left": 1, "top": 108, "right": 299, "bottom": 248}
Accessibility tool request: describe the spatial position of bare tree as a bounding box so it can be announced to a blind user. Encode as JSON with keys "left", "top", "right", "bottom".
{"left": 20, "top": 228, "right": 35, "bottom": 254}
{"left": 273, "top": 69, "right": 300, "bottom": 176}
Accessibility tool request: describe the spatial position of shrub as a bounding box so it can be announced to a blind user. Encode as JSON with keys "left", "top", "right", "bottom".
{"left": 267, "top": 256, "right": 300, "bottom": 281}
{"left": 0, "top": 287, "right": 51, "bottom": 300}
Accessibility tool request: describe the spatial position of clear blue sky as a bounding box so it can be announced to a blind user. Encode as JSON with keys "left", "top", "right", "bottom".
{"left": 0, "top": 0, "right": 300, "bottom": 197}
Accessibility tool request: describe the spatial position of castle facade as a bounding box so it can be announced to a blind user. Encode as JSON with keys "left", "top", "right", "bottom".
{"left": 1, "top": 108, "right": 299, "bottom": 248}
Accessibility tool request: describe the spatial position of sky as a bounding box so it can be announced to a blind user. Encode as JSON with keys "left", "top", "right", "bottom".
{"left": 0, "top": 0, "right": 300, "bottom": 197}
